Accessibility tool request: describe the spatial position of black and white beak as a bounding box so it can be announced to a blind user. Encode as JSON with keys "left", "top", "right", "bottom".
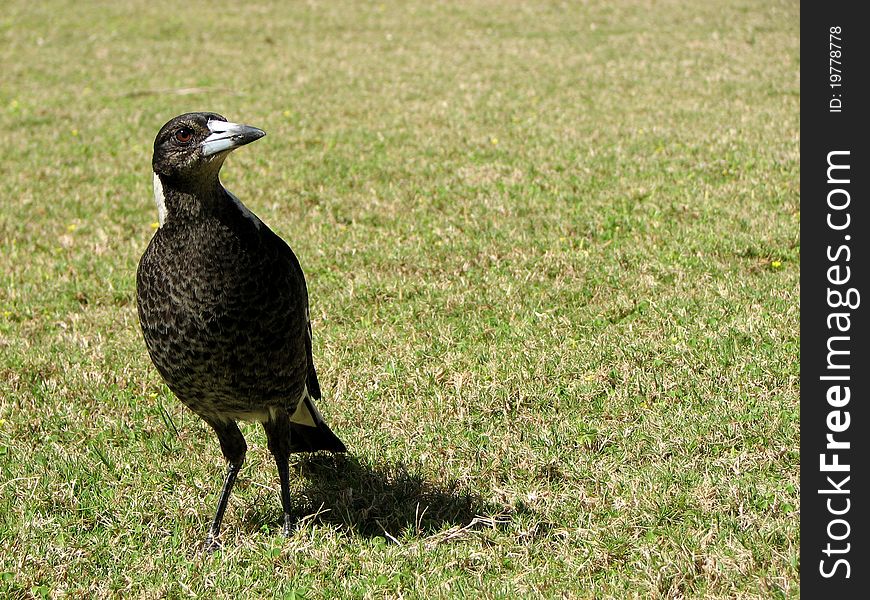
{"left": 201, "top": 120, "right": 266, "bottom": 157}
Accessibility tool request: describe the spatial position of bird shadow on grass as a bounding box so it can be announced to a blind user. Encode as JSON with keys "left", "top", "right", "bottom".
{"left": 239, "top": 453, "right": 534, "bottom": 541}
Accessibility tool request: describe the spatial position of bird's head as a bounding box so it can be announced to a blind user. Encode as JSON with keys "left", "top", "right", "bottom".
{"left": 152, "top": 112, "right": 266, "bottom": 185}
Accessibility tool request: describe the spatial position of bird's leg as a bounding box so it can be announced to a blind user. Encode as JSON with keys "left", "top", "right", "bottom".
{"left": 274, "top": 454, "right": 293, "bottom": 537}
{"left": 204, "top": 461, "right": 242, "bottom": 551}
{"left": 262, "top": 412, "right": 293, "bottom": 537}
{"left": 203, "top": 419, "right": 247, "bottom": 552}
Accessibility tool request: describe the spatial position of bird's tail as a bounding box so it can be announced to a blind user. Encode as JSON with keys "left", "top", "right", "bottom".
{"left": 287, "top": 387, "right": 347, "bottom": 453}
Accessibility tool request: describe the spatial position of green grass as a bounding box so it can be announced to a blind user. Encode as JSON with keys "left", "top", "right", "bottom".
{"left": 0, "top": 0, "right": 799, "bottom": 597}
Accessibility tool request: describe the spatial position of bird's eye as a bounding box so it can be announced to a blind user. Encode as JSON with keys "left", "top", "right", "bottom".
{"left": 174, "top": 128, "right": 194, "bottom": 143}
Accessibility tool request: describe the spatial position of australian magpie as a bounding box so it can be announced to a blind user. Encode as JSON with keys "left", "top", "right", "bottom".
{"left": 136, "top": 112, "right": 346, "bottom": 551}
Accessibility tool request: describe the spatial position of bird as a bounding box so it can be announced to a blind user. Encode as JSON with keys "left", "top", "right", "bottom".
{"left": 136, "top": 112, "right": 346, "bottom": 551}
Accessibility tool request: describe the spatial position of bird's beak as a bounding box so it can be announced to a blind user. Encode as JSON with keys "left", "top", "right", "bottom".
{"left": 201, "top": 120, "right": 266, "bottom": 157}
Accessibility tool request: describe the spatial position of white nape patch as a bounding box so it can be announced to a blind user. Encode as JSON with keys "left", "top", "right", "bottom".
{"left": 223, "top": 185, "right": 263, "bottom": 230}
{"left": 152, "top": 172, "right": 167, "bottom": 226}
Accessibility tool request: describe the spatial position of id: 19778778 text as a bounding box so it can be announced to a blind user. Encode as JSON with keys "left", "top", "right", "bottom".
{"left": 829, "top": 26, "right": 843, "bottom": 113}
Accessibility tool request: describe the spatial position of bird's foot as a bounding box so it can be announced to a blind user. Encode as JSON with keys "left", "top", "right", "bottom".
{"left": 202, "top": 533, "right": 223, "bottom": 554}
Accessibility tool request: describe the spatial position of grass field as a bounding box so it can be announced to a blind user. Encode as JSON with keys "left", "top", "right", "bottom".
{"left": 0, "top": 1, "right": 799, "bottom": 597}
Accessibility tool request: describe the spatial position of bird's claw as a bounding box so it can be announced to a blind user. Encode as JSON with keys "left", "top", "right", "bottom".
{"left": 202, "top": 534, "right": 222, "bottom": 554}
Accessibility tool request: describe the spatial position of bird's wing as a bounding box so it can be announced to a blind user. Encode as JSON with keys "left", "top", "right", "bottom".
{"left": 304, "top": 313, "right": 322, "bottom": 399}
{"left": 260, "top": 224, "right": 322, "bottom": 401}
{"left": 261, "top": 229, "right": 344, "bottom": 452}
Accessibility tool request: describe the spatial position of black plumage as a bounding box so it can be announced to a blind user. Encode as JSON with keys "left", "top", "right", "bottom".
{"left": 136, "top": 112, "right": 345, "bottom": 550}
